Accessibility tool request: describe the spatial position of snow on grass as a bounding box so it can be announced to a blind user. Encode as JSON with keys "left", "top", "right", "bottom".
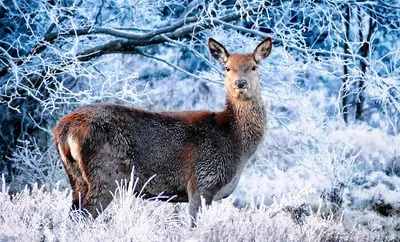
{"left": 0, "top": 174, "right": 397, "bottom": 242}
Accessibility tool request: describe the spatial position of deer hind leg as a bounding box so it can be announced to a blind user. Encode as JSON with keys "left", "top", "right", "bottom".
{"left": 56, "top": 143, "right": 89, "bottom": 212}
{"left": 69, "top": 160, "right": 89, "bottom": 211}
{"left": 81, "top": 152, "right": 131, "bottom": 219}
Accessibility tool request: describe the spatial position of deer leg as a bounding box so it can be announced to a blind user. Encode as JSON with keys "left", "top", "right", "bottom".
{"left": 83, "top": 176, "right": 125, "bottom": 218}
{"left": 81, "top": 156, "right": 131, "bottom": 219}
{"left": 188, "top": 189, "right": 215, "bottom": 227}
{"left": 59, "top": 155, "right": 89, "bottom": 213}
{"left": 71, "top": 178, "right": 89, "bottom": 211}
{"left": 71, "top": 162, "right": 89, "bottom": 211}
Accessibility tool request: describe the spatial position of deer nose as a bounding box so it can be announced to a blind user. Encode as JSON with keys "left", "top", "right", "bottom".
{"left": 235, "top": 79, "right": 248, "bottom": 89}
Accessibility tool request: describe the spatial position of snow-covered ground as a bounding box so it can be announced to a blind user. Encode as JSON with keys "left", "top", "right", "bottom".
{"left": 0, "top": 173, "right": 397, "bottom": 242}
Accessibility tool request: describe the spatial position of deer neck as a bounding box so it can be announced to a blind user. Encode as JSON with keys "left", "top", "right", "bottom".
{"left": 225, "top": 90, "right": 266, "bottom": 158}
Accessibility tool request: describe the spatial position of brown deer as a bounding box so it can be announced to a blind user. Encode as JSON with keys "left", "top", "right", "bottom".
{"left": 53, "top": 37, "right": 272, "bottom": 226}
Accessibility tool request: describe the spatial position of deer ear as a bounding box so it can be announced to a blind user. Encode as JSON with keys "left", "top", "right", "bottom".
{"left": 253, "top": 37, "right": 272, "bottom": 63}
{"left": 208, "top": 38, "right": 230, "bottom": 65}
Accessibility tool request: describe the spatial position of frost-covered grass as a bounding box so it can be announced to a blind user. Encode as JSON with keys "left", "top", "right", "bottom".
{"left": 0, "top": 175, "right": 397, "bottom": 242}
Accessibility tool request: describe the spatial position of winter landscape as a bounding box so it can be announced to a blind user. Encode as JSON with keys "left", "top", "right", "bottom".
{"left": 0, "top": 0, "right": 399, "bottom": 241}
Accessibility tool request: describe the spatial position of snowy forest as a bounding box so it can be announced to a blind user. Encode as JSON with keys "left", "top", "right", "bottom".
{"left": 0, "top": 0, "right": 399, "bottom": 241}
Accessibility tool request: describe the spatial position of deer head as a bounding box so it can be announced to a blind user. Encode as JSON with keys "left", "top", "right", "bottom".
{"left": 208, "top": 37, "right": 272, "bottom": 100}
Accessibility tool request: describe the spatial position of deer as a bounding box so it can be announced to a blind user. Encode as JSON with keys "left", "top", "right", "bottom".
{"left": 53, "top": 37, "right": 272, "bottom": 227}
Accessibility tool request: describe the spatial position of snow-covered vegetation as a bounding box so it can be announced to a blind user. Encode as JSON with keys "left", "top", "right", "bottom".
{"left": 0, "top": 0, "right": 399, "bottom": 241}
{"left": 0, "top": 174, "right": 397, "bottom": 241}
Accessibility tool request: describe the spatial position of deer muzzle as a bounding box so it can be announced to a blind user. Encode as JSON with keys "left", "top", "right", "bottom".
{"left": 234, "top": 79, "right": 248, "bottom": 96}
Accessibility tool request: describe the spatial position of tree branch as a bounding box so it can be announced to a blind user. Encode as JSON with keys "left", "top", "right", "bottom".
{"left": 74, "top": 6, "right": 263, "bottom": 62}
{"left": 133, "top": 48, "right": 222, "bottom": 85}
{"left": 0, "top": 0, "right": 84, "bottom": 77}
{"left": 214, "top": 19, "right": 370, "bottom": 66}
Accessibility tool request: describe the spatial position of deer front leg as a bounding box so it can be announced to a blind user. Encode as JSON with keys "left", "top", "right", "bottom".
{"left": 188, "top": 189, "right": 215, "bottom": 227}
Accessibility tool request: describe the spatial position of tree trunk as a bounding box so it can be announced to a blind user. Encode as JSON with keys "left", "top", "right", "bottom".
{"left": 356, "top": 8, "right": 375, "bottom": 121}
{"left": 342, "top": 5, "right": 351, "bottom": 123}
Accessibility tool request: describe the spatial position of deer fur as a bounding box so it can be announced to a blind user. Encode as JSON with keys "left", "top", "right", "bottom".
{"left": 53, "top": 37, "right": 272, "bottom": 226}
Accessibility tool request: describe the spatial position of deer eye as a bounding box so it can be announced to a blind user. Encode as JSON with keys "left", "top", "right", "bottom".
{"left": 225, "top": 67, "right": 230, "bottom": 72}
{"left": 252, "top": 66, "right": 257, "bottom": 71}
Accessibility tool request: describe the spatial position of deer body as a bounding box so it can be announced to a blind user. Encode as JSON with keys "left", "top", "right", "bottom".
{"left": 53, "top": 37, "right": 272, "bottom": 226}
